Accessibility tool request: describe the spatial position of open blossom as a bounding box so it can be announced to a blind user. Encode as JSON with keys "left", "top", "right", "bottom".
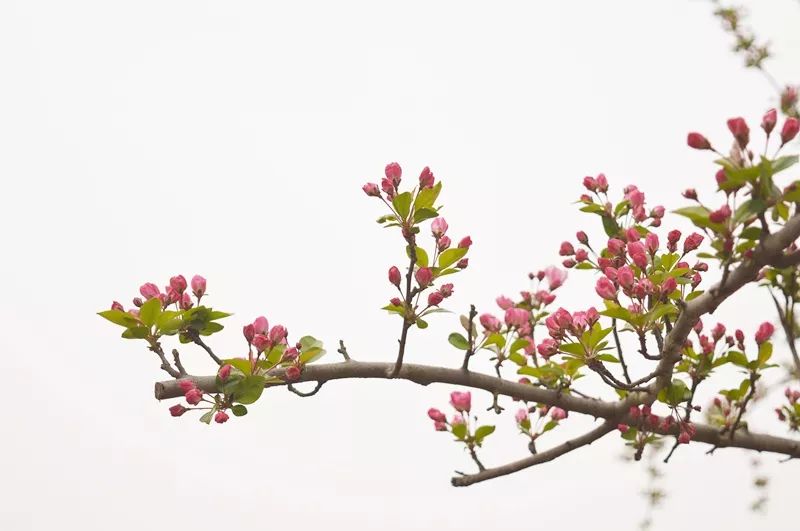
{"left": 431, "top": 217, "right": 448, "bottom": 238}
{"left": 450, "top": 391, "right": 471, "bottom": 413}
{"left": 755, "top": 322, "right": 775, "bottom": 344}
{"left": 595, "top": 277, "right": 617, "bottom": 300}
{"left": 504, "top": 307, "right": 530, "bottom": 328}
{"left": 544, "top": 266, "right": 567, "bottom": 290}
{"left": 480, "top": 313, "right": 502, "bottom": 332}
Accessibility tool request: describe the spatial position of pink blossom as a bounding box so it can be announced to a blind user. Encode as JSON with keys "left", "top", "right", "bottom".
{"left": 191, "top": 275, "right": 206, "bottom": 299}
{"left": 617, "top": 266, "right": 634, "bottom": 289}
{"left": 431, "top": 217, "right": 449, "bottom": 238}
{"left": 596, "top": 174, "right": 609, "bottom": 192}
{"left": 687, "top": 132, "right": 711, "bottom": 150}
{"left": 362, "top": 182, "right": 381, "bottom": 197}
{"left": 515, "top": 408, "right": 528, "bottom": 424}
{"left": 218, "top": 364, "right": 232, "bottom": 381}
{"left": 419, "top": 166, "right": 435, "bottom": 189}
{"left": 645, "top": 233, "right": 659, "bottom": 254}
{"left": 252, "top": 334, "right": 270, "bottom": 352}
{"left": 496, "top": 295, "right": 514, "bottom": 310}
{"left": 661, "top": 277, "right": 677, "bottom": 295}
{"left": 755, "top": 322, "right": 775, "bottom": 344}
{"left": 450, "top": 414, "right": 465, "bottom": 426}
{"left": 415, "top": 267, "right": 434, "bottom": 287}
{"left": 449, "top": 391, "right": 472, "bottom": 413}
{"left": 607, "top": 238, "right": 626, "bottom": 256}
{"left": 428, "top": 408, "right": 447, "bottom": 422}
{"left": 550, "top": 407, "right": 568, "bottom": 421}
{"left": 185, "top": 388, "right": 203, "bottom": 405}
{"left": 214, "top": 411, "right": 230, "bottom": 424}
{"left": 243, "top": 324, "right": 255, "bottom": 343}
{"left": 385, "top": 162, "right": 402, "bottom": 185}
{"left": 388, "top": 266, "right": 402, "bottom": 286}
{"left": 180, "top": 292, "right": 193, "bottom": 310}
{"left": 726, "top": 117, "right": 750, "bottom": 148}
{"left": 537, "top": 338, "right": 558, "bottom": 358}
{"left": 458, "top": 236, "right": 472, "bottom": 249}
{"left": 139, "top": 282, "right": 160, "bottom": 300}
{"left": 595, "top": 277, "right": 617, "bottom": 300}
{"left": 544, "top": 266, "right": 567, "bottom": 290}
{"left": 762, "top": 109, "right": 777, "bottom": 135}
{"left": 282, "top": 347, "right": 299, "bottom": 361}
{"left": 480, "top": 313, "right": 502, "bottom": 332}
{"left": 269, "top": 325, "right": 288, "bottom": 344}
{"left": 170, "top": 275, "right": 188, "bottom": 294}
{"left": 781, "top": 117, "right": 799, "bottom": 146}
{"left": 439, "top": 283, "right": 454, "bottom": 297}
{"left": 504, "top": 307, "right": 530, "bottom": 328}
{"left": 169, "top": 404, "right": 187, "bottom": 417}
{"left": 381, "top": 177, "right": 395, "bottom": 198}
{"left": 437, "top": 236, "right": 451, "bottom": 251}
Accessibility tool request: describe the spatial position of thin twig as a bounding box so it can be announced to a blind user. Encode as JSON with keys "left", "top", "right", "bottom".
{"left": 337, "top": 339, "right": 351, "bottom": 361}
{"left": 612, "top": 319, "right": 632, "bottom": 384}
{"left": 171, "top": 348, "right": 187, "bottom": 376}
{"left": 188, "top": 332, "right": 222, "bottom": 366}
{"left": 287, "top": 381, "right": 325, "bottom": 397}
{"left": 391, "top": 240, "right": 418, "bottom": 378}
{"left": 461, "top": 304, "right": 478, "bottom": 371}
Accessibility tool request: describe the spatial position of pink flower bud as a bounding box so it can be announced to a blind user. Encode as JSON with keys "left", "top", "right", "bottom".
{"left": 617, "top": 266, "right": 634, "bottom": 289}
{"left": 170, "top": 275, "right": 188, "bottom": 294}
{"left": 169, "top": 404, "right": 187, "bottom": 417}
{"left": 415, "top": 267, "right": 433, "bottom": 287}
{"left": 504, "top": 307, "right": 530, "bottom": 328}
{"left": 727, "top": 117, "right": 750, "bottom": 148}
{"left": 431, "top": 217, "right": 449, "bottom": 238}
{"left": 629, "top": 406, "right": 641, "bottom": 419}
{"left": 762, "top": 109, "right": 777, "bottom": 135}
{"left": 661, "top": 276, "right": 677, "bottom": 295}
{"left": 651, "top": 205, "right": 665, "bottom": 218}
{"left": 132, "top": 297, "right": 143, "bottom": 307}
{"left": 111, "top": 301, "right": 124, "bottom": 311}
{"left": 537, "top": 338, "right": 558, "bottom": 358}
{"left": 388, "top": 266, "right": 402, "bottom": 287}
{"left": 575, "top": 248, "right": 589, "bottom": 262}
{"left": 607, "top": 238, "right": 626, "bottom": 256}
{"left": 252, "top": 334, "right": 270, "bottom": 352}
{"left": 434, "top": 421, "right": 447, "bottom": 431}
{"left": 480, "top": 313, "right": 502, "bottom": 332}
{"left": 631, "top": 252, "right": 648, "bottom": 270}
{"left": 457, "top": 258, "right": 469, "bottom": 269}
{"left": 218, "top": 364, "right": 232, "bottom": 381}
{"left": 645, "top": 233, "right": 659, "bottom": 254}
{"left": 625, "top": 227, "right": 640, "bottom": 242}
{"left": 678, "top": 432, "right": 691, "bottom": 444}
{"left": 381, "top": 177, "right": 395, "bottom": 198}
{"left": 437, "top": 236, "right": 451, "bottom": 251}
{"left": 617, "top": 423, "right": 629, "bottom": 433}
{"left": 385, "top": 162, "right": 402, "bottom": 185}
{"left": 180, "top": 292, "right": 193, "bottom": 310}
{"left": 243, "top": 324, "right": 255, "bottom": 343}
{"left": 576, "top": 231, "right": 588, "bottom": 244}
{"left": 596, "top": 174, "right": 609, "bottom": 192}
{"left": 390, "top": 297, "right": 403, "bottom": 306}
{"left": 248, "top": 317, "right": 267, "bottom": 336}
{"left": 427, "top": 291, "right": 444, "bottom": 306}
{"left": 544, "top": 266, "right": 567, "bottom": 290}
{"left": 439, "top": 283, "right": 454, "bottom": 297}
{"left": 269, "top": 325, "right": 288, "bottom": 344}
{"left": 450, "top": 414, "right": 465, "bottom": 426}
{"left": 191, "top": 275, "right": 206, "bottom": 299}
{"left": 687, "top": 132, "right": 711, "bottom": 150}
{"left": 755, "top": 322, "right": 775, "bottom": 344}
{"left": 285, "top": 365, "right": 301, "bottom": 381}
{"left": 178, "top": 379, "right": 195, "bottom": 393}
{"left": 595, "top": 277, "right": 617, "bottom": 300}
{"left": 428, "top": 408, "right": 447, "bottom": 422}
{"left": 282, "top": 347, "right": 299, "bottom": 361}
{"left": 709, "top": 204, "right": 731, "bottom": 223}
{"left": 362, "top": 182, "right": 381, "bottom": 197}
{"left": 449, "top": 391, "right": 472, "bottom": 413}
{"left": 683, "top": 233, "right": 704, "bottom": 253}
{"left": 419, "top": 166, "right": 435, "bottom": 189}
{"left": 550, "top": 407, "right": 568, "bottom": 421}
{"left": 583, "top": 176, "right": 597, "bottom": 191}
{"left": 139, "top": 282, "right": 161, "bottom": 300}
{"left": 559, "top": 241, "right": 575, "bottom": 256}
{"left": 458, "top": 236, "right": 472, "bottom": 249}
{"left": 562, "top": 259, "right": 575, "bottom": 268}
{"left": 682, "top": 188, "right": 698, "bottom": 200}
{"left": 214, "top": 411, "right": 230, "bottom": 424}
{"left": 185, "top": 388, "right": 203, "bottom": 405}
{"left": 711, "top": 323, "right": 726, "bottom": 342}
{"left": 515, "top": 408, "right": 528, "bottom": 424}
{"left": 781, "top": 117, "right": 799, "bottom": 145}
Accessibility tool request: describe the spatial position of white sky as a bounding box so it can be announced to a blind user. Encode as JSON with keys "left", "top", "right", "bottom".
{"left": 2, "top": 1, "right": 799, "bottom": 530}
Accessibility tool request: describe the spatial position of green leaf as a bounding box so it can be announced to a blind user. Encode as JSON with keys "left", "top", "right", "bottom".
{"left": 772, "top": 155, "right": 799, "bottom": 175}
{"left": 438, "top": 247, "right": 468, "bottom": 269}
{"left": 223, "top": 358, "right": 252, "bottom": 375}
{"left": 483, "top": 333, "right": 506, "bottom": 349}
{"left": 156, "top": 310, "right": 184, "bottom": 334}
{"left": 686, "top": 290, "right": 704, "bottom": 301}
{"left": 413, "top": 207, "right": 439, "bottom": 224}
{"left": 732, "top": 199, "right": 766, "bottom": 225}
{"left": 139, "top": 297, "right": 162, "bottom": 327}
{"left": 414, "top": 181, "right": 442, "bottom": 210}
{"left": 727, "top": 351, "right": 749, "bottom": 367}
{"left": 507, "top": 352, "right": 527, "bottom": 366}
{"left": 757, "top": 342, "right": 773, "bottom": 367}
{"left": 474, "top": 425, "right": 495, "bottom": 446}
{"left": 121, "top": 326, "right": 150, "bottom": 339}
{"left": 542, "top": 420, "right": 559, "bottom": 433}
{"left": 199, "top": 410, "right": 214, "bottom": 424}
{"left": 451, "top": 423, "right": 467, "bottom": 440}
{"left": 596, "top": 354, "right": 619, "bottom": 363}
{"left": 559, "top": 343, "right": 587, "bottom": 357}
{"left": 407, "top": 245, "right": 429, "bottom": 268}
{"left": 382, "top": 303, "right": 406, "bottom": 316}
{"left": 208, "top": 311, "right": 232, "bottom": 320}
{"left": 199, "top": 321, "right": 224, "bottom": 336}
{"left": 602, "top": 215, "right": 621, "bottom": 238}
{"left": 392, "top": 192, "right": 413, "bottom": 220}
{"left": 416, "top": 318, "right": 428, "bottom": 329}
{"left": 98, "top": 309, "right": 140, "bottom": 328}
{"left": 673, "top": 206, "right": 716, "bottom": 230}
{"left": 232, "top": 375, "right": 267, "bottom": 405}
{"left": 231, "top": 404, "right": 248, "bottom": 417}
{"left": 448, "top": 333, "right": 470, "bottom": 350}
{"left": 657, "top": 379, "right": 691, "bottom": 406}
{"left": 739, "top": 226, "right": 763, "bottom": 240}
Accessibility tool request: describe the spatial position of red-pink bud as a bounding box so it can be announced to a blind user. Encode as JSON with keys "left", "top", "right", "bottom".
{"left": 661, "top": 277, "right": 677, "bottom": 295}
{"left": 180, "top": 292, "right": 193, "bottom": 310}
{"left": 449, "top": 391, "right": 472, "bottom": 413}
{"left": 243, "top": 324, "right": 255, "bottom": 343}
{"left": 169, "top": 404, "right": 187, "bottom": 417}
{"left": 645, "top": 233, "right": 659, "bottom": 254}
{"left": 427, "top": 291, "right": 444, "bottom": 306}
{"left": 252, "top": 334, "right": 270, "bottom": 352}
{"left": 390, "top": 297, "right": 403, "bottom": 306}
{"left": 550, "top": 407, "right": 568, "bottom": 421}
{"left": 388, "top": 266, "right": 402, "bottom": 287}
{"left": 595, "top": 277, "right": 617, "bottom": 300}
{"left": 381, "top": 177, "right": 395, "bottom": 198}
{"left": 480, "top": 313, "right": 502, "bottom": 332}
{"left": 252, "top": 316, "right": 269, "bottom": 335}
{"left": 139, "top": 282, "right": 161, "bottom": 300}
{"left": 625, "top": 227, "right": 640, "bottom": 242}
{"left": 762, "top": 109, "right": 777, "bottom": 135}
{"left": 191, "top": 275, "right": 206, "bottom": 299}
{"left": 269, "top": 325, "right": 288, "bottom": 344}
{"left": 437, "top": 235, "right": 451, "bottom": 251}
{"left": 170, "top": 275, "right": 188, "bottom": 294}
{"left": 439, "top": 283, "right": 454, "bottom": 297}
{"left": 607, "top": 238, "right": 626, "bottom": 256}
{"left": 709, "top": 204, "right": 731, "bottom": 224}
{"left": 214, "top": 411, "right": 229, "bottom": 424}
{"left": 678, "top": 431, "right": 691, "bottom": 444}
{"left": 218, "top": 364, "right": 232, "bottom": 381}
{"left": 185, "top": 388, "right": 203, "bottom": 405}
{"left": 385, "top": 162, "right": 402, "bottom": 185}
{"left": 111, "top": 301, "right": 124, "bottom": 311}
{"left": 431, "top": 217, "right": 449, "bottom": 238}
{"left": 617, "top": 423, "right": 629, "bottom": 433}
{"left": 434, "top": 421, "right": 447, "bottom": 431}
{"left": 687, "top": 132, "right": 711, "bottom": 150}
{"left": 285, "top": 365, "right": 301, "bottom": 381}
{"left": 559, "top": 241, "right": 575, "bottom": 256}
{"left": 362, "top": 182, "right": 381, "bottom": 197}
{"left": 132, "top": 297, "right": 143, "bottom": 307}
{"left": 457, "top": 258, "right": 469, "bottom": 269}
{"left": 282, "top": 347, "right": 299, "bottom": 361}
{"left": 682, "top": 188, "right": 698, "bottom": 200}
{"left": 755, "top": 322, "right": 775, "bottom": 344}
{"left": 428, "top": 408, "right": 447, "bottom": 422}
{"left": 419, "top": 166, "right": 435, "bottom": 189}
{"left": 727, "top": 117, "right": 750, "bottom": 149}
{"left": 504, "top": 308, "right": 530, "bottom": 328}
{"left": 178, "top": 379, "right": 195, "bottom": 393}
{"left": 617, "top": 266, "right": 634, "bottom": 289}
{"left": 781, "top": 117, "right": 799, "bottom": 145}
{"left": 596, "top": 174, "right": 609, "bottom": 192}
{"left": 683, "top": 233, "right": 704, "bottom": 253}
{"left": 458, "top": 236, "right": 472, "bottom": 249}
{"left": 583, "top": 176, "right": 597, "bottom": 191}
{"left": 544, "top": 266, "right": 567, "bottom": 290}
{"left": 415, "top": 267, "right": 433, "bottom": 287}
{"left": 496, "top": 295, "right": 514, "bottom": 310}
{"left": 575, "top": 248, "right": 589, "bottom": 262}
{"left": 629, "top": 406, "right": 641, "bottom": 419}
{"left": 651, "top": 205, "right": 665, "bottom": 218}
{"left": 576, "top": 231, "right": 588, "bottom": 244}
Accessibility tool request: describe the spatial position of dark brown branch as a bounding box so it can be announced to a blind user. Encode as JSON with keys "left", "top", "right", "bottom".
{"left": 461, "top": 304, "right": 478, "bottom": 370}
{"left": 611, "top": 319, "right": 632, "bottom": 384}
{"left": 392, "top": 241, "right": 418, "bottom": 378}
{"left": 451, "top": 420, "right": 616, "bottom": 486}
{"left": 171, "top": 349, "right": 187, "bottom": 376}
{"left": 149, "top": 342, "right": 181, "bottom": 378}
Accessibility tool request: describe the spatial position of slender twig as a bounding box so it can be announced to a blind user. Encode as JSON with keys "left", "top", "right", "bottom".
{"left": 663, "top": 377, "right": 702, "bottom": 463}
{"left": 769, "top": 289, "right": 800, "bottom": 374}
{"left": 611, "top": 319, "right": 632, "bottom": 384}
{"left": 392, "top": 241, "right": 417, "bottom": 378}
{"left": 171, "top": 348, "right": 187, "bottom": 376}
{"left": 337, "top": 339, "right": 351, "bottom": 361}
{"left": 728, "top": 372, "right": 760, "bottom": 437}
{"left": 149, "top": 341, "right": 181, "bottom": 378}
{"left": 468, "top": 446, "right": 486, "bottom": 472}
{"left": 462, "top": 304, "right": 478, "bottom": 370}
{"left": 287, "top": 381, "right": 325, "bottom": 397}
{"left": 187, "top": 332, "right": 222, "bottom": 366}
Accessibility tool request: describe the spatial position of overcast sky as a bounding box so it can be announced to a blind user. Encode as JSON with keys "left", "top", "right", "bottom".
{"left": 2, "top": 1, "right": 800, "bottom": 530}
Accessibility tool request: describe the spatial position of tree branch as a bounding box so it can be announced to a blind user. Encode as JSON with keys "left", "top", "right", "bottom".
{"left": 451, "top": 420, "right": 616, "bottom": 487}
